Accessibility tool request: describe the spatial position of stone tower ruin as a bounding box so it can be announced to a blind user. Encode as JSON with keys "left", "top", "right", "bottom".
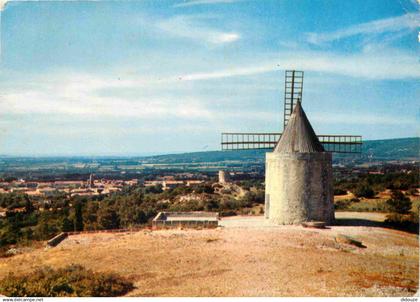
{"left": 218, "top": 170, "right": 229, "bottom": 184}
{"left": 264, "top": 101, "right": 335, "bottom": 225}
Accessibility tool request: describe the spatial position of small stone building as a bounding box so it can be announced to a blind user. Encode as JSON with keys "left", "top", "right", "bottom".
{"left": 152, "top": 212, "right": 219, "bottom": 229}
{"left": 265, "top": 101, "right": 334, "bottom": 225}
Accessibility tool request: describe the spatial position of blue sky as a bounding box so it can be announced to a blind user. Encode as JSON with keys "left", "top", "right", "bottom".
{"left": 0, "top": 0, "right": 419, "bottom": 156}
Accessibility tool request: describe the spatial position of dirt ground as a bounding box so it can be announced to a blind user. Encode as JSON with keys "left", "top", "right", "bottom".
{"left": 0, "top": 212, "right": 418, "bottom": 297}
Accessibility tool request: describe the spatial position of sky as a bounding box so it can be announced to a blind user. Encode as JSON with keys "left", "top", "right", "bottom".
{"left": 0, "top": 0, "right": 419, "bottom": 156}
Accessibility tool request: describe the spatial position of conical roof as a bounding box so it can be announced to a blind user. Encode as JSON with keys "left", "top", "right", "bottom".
{"left": 274, "top": 101, "right": 324, "bottom": 153}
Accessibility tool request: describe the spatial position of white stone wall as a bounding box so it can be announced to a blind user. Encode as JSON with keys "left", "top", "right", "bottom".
{"left": 265, "top": 152, "right": 334, "bottom": 225}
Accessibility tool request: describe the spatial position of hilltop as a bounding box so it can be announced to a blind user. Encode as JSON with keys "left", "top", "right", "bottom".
{"left": 0, "top": 213, "right": 418, "bottom": 297}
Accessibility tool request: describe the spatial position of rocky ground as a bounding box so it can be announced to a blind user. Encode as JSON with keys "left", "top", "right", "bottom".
{"left": 0, "top": 212, "right": 418, "bottom": 297}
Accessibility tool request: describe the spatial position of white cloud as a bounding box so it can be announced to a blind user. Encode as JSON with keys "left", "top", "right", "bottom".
{"left": 1, "top": 46, "right": 418, "bottom": 129}
{"left": 157, "top": 15, "right": 240, "bottom": 44}
{"left": 0, "top": 71, "right": 213, "bottom": 119}
{"left": 311, "top": 112, "right": 417, "bottom": 126}
{"left": 0, "top": 0, "right": 7, "bottom": 11}
{"left": 179, "top": 64, "right": 274, "bottom": 81}
{"left": 0, "top": 70, "right": 280, "bottom": 127}
{"left": 174, "top": 0, "right": 241, "bottom": 8}
{"left": 178, "top": 50, "right": 420, "bottom": 81}
{"left": 211, "top": 32, "right": 240, "bottom": 43}
{"left": 2, "top": 47, "right": 416, "bottom": 115}
{"left": 307, "top": 13, "right": 420, "bottom": 44}
{"left": 0, "top": 90, "right": 214, "bottom": 119}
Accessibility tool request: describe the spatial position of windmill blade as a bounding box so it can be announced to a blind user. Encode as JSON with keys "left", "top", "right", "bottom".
{"left": 221, "top": 132, "right": 281, "bottom": 150}
{"left": 221, "top": 132, "right": 362, "bottom": 153}
{"left": 284, "top": 70, "right": 304, "bottom": 130}
{"left": 319, "top": 135, "right": 363, "bottom": 153}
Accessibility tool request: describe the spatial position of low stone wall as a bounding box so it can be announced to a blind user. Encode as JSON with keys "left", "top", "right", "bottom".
{"left": 46, "top": 213, "right": 219, "bottom": 247}
{"left": 47, "top": 232, "right": 68, "bottom": 247}
{"left": 46, "top": 227, "right": 151, "bottom": 247}
{"left": 154, "top": 212, "right": 219, "bottom": 219}
{"left": 152, "top": 211, "right": 219, "bottom": 229}
{"left": 66, "top": 226, "right": 148, "bottom": 236}
{"left": 152, "top": 220, "right": 218, "bottom": 229}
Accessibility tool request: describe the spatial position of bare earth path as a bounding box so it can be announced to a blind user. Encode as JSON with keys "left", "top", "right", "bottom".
{"left": 0, "top": 212, "right": 418, "bottom": 296}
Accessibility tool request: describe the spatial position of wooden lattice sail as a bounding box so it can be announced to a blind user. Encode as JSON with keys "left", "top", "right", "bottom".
{"left": 221, "top": 70, "right": 362, "bottom": 154}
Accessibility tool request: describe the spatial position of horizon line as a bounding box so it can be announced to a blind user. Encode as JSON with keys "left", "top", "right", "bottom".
{"left": 0, "top": 136, "right": 418, "bottom": 158}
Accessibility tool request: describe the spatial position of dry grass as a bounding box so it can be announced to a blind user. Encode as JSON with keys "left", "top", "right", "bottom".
{"left": 334, "top": 191, "right": 420, "bottom": 213}
{"left": 0, "top": 213, "right": 418, "bottom": 297}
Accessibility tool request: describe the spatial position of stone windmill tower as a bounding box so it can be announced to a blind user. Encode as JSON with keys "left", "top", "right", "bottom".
{"left": 265, "top": 101, "right": 334, "bottom": 224}
{"left": 221, "top": 70, "right": 362, "bottom": 225}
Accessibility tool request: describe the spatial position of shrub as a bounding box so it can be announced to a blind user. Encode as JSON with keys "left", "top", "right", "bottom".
{"left": 204, "top": 199, "right": 219, "bottom": 211}
{"left": 406, "top": 188, "right": 418, "bottom": 196}
{"left": 353, "top": 185, "right": 375, "bottom": 198}
{"left": 412, "top": 199, "right": 420, "bottom": 214}
{"left": 61, "top": 217, "right": 74, "bottom": 232}
{"left": 144, "top": 184, "right": 163, "bottom": 194}
{"left": 0, "top": 221, "right": 22, "bottom": 246}
{"left": 0, "top": 264, "right": 134, "bottom": 297}
{"left": 333, "top": 188, "right": 347, "bottom": 195}
{"left": 334, "top": 199, "right": 352, "bottom": 210}
{"left": 97, "top": 206, "right": 120, "bottom": 230}
{"left": 386, "top": 190, "right": 412, "bottom": 214}
{"left": 385, "top": 213, "right": 419, "bottom": 233}
{"left": 193, "top": 184, "right": 214, "bottom": 194}
{"left": 348, "top": 200, "right": 388, "bottom": 212}
{"left": 33, "top": 220, "right": 58, "bottom": 241}
{"left": 74, "top": 203, "right": 84, "bottom": 231}
{"left": 219, "top": 210, "right": 237, "bottom": 217}
{"left": 219, "top": 199, "right": 241, "bottom": 210}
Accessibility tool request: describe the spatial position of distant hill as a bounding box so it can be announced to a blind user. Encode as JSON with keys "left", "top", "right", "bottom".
{"left": 144, "top": 137, "right": 419, "bottom": 164}
{"left": 361, "top": 137, "right": 419, "bottom": 160}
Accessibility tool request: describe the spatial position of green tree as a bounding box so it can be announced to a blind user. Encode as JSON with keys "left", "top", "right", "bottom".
{"left": 204, "top": 198, "right": 219, "bottom": 211}
{"left": 386, "top": 190, "right": 412, "bottom": 214}
{"left": 193, "top": 184, "right": 214, "bottom": 194}
{"left": 61, "top": 217, "right": 74, "bottom": 232}
{"left": 241, "top": 192, "right": 259, "bottom": 207}
{"left": 24, "top": 195, "right": 34, "bottom": 214}
{"left": 74, "top": 203, "right": 84, "bottom": 231}
{"left": 144, "top": 184, "right": 163, "bottom": 194}
{"left": 0, "top": 219, "right": 22, "bottom": 245}
{"left": 118, "top": 200, "right": 147, "bottom": 227}
{"left": 333, "top": 188, "right": 347, "bottom": 195}
{"left": 97, "top": 206, "right": 120, "bottom": 229}
{"left": 33, "top": 220, "right": 57, "bottom": 240}
{"left": 353, "top": 184, "right": 375, "bottom": 198}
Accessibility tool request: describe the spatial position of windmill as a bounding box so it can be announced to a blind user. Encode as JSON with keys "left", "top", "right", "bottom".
{"left": 220, "top": 70, "right": 362, "bottom": 225}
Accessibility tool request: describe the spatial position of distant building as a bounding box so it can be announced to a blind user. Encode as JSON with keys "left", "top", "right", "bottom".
{"left": 186, "top": 180, "right": 203, "bottom": 186}
{"left": 218, "top": 170, "right": 229, "bottom": 184}
{"left": 162, "top": 180, "right": 183, "bottom": 190}
{"left": 144, "top": 179, "right": 204, "bottom": 190}
{"left": 88, "top": 174, "right": 95, "bottom": 188}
